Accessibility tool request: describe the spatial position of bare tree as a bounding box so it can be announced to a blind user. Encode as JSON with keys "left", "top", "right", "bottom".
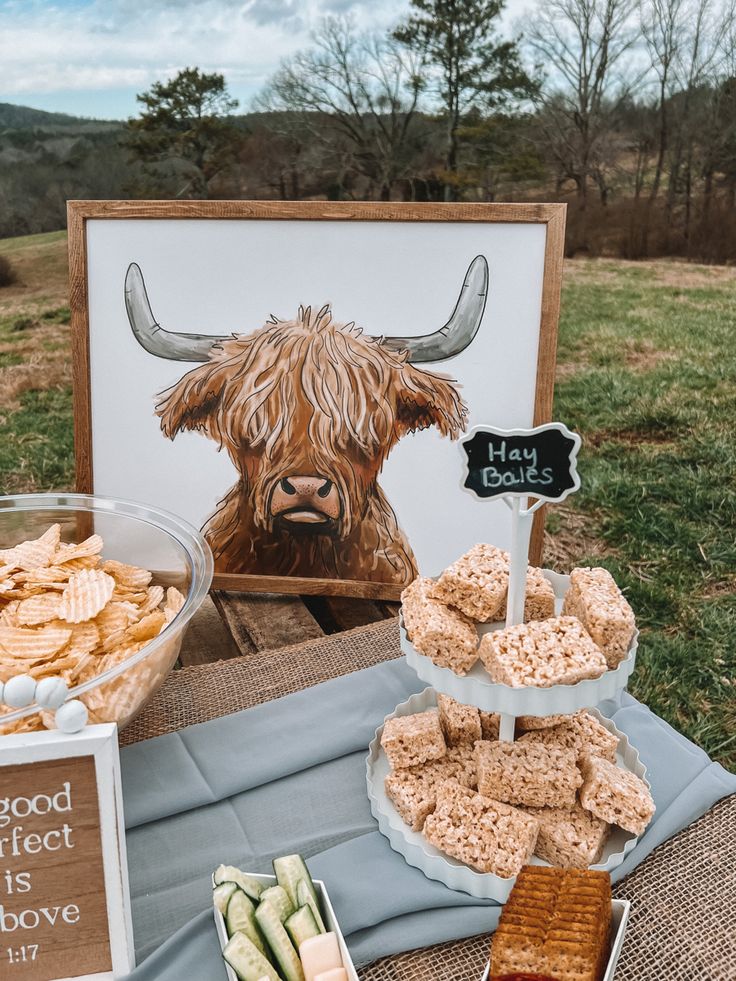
{"left": 526, "top": 0, "right": 638, "bottom": 211}
{"left": 663, "top": 0, "right": 728, "bottom": 238}
{"left": 256, "top": 18, "right": 425, "bottom": 200}
{"left": 640, "top": 0, "right": 687, "bottom": 205}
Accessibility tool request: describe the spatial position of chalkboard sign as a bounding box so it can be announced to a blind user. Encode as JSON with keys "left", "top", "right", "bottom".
{"left": 0, "top": 725, "right": 134, "bottom": 981}
{"left": 461, "top": 423, "right": 581, "bottom": 503}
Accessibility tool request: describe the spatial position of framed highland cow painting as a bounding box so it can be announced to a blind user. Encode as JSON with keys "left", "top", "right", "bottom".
{"left": 68, "top": 201, "right": 566, "bottom": 599}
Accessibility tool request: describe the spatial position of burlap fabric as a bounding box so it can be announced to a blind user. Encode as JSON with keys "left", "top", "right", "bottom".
{"left": 123, "top": 618, "right": 736, "bottom": 980}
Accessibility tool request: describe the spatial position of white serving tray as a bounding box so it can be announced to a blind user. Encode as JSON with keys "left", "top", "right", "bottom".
{"left": 401, "top": 570, "right": 638, "bottom": 715}
{"left": 214, "top": 871, "right": 358, "bottom": 981}
{"left": 480, "top": 898, "right": 631, "bottom": 981}
{"left": 366, "top": 688, "right": 648, "bottom": 900}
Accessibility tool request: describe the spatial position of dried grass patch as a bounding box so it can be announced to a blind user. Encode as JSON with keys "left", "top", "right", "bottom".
{"left": 0, "top": 322, "right": 71, "bottom": 412}
{"left": 542, "top": 506, "right": 611, "bottom": 570}
{"left": 565, "top": 256, "right": 736, "bottom": 288}
{"left": 0, "top": 233, "right": 68, "bottom": 321}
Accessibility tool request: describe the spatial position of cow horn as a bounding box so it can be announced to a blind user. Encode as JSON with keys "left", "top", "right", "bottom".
{"left": 378, "top": 255, "right": 489, "bottom": 363}
{"left": 124, "top": 263, "right": 228, "bottom": 362}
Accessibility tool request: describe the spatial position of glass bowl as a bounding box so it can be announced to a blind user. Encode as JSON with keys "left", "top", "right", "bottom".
{"left": 0, "top": 493, "right": 213, "bottom": 732}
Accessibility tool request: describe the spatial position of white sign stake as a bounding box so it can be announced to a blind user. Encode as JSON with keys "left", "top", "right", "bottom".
{"left": 461, "top": 422, "right": 583, "bottom": 743}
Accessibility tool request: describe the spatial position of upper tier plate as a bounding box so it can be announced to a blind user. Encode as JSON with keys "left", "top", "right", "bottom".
{"left": 401, "top": 570, "right": 638, "bottom": 716}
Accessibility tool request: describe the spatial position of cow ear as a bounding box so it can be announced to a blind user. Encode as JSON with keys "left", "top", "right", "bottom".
{"left": 156, "top": 360, "right": 231, "bottom": 442}
{"left": 395, "top": 363, "right": 467, "bottom": 439}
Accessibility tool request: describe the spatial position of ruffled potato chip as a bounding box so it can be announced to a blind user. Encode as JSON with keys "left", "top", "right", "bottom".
{"left": 16, "top": 593, "right": 63, "bottom": 626}
{"left": 0, "top": 524, "right": 61, "bottom": 572}
{"left": 15, "top": 567, "right": 72, "bottom": 586}
{"left": 67, "top": 621, "right": 101, "bottom": 656}
{"left": 95, "top": 601, "right": 137, "bottom": 645}
{"left": 125, "top": 610, "right": 166, "bottom": 643}
{"left": 102, "top": 559, "right": 153, "bottom": 590}
{"left": 0, "top": 624, "right": 72, "bottom": 660}
{"left": 0, "top": 713, "right": 44, "bottom": 736}
{"left": 59, "top": 569, "right": 115, "bottom": 623}
{"left": 137, "top": 585, "right": 165, "bottom": 618}
{"left": 54, "top": 534, "right": 104, "bottom": 564}
{"left": 58, "top": 555, "right": 101, "bottom": 573}
{"left": 164, "top": 587, "right": 186, "bottom": 623}
{"left": 0, "top": 601, "right": 20, "bottom": 627}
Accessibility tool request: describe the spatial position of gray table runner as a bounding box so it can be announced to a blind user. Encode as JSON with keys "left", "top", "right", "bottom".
{"left": 120, "top": 659, "right": 736, "bottom": 979}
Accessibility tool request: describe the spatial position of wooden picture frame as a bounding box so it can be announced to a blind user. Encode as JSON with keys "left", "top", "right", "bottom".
{"left": 68, "top": 200, "right": 566, "bottom": 600}
{"left": 0, "top": 724, "right": 134, "bottom": 980}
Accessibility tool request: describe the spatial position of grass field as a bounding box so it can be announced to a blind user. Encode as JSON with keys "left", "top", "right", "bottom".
{"left": 0, "top": 232, "right": 734, "bottom": 769}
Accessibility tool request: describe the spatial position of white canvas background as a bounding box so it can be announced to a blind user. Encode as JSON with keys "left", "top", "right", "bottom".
{"left": 86, "top": 218, "right": 548, "bottom": 577}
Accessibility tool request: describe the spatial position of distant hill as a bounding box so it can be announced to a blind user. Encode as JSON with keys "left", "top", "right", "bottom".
{"left": 0, "top": 103, "right": 130, "bottom": 239}
{"left": 0, "top": 102, "right": 122, "bottom": 133}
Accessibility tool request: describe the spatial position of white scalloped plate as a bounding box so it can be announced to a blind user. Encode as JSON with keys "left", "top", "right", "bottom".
{"left": 366, "top": 688, "right": 648, "bottom": 901}
{"left": 402, "top": 570, "right": 638, "bottom": 715}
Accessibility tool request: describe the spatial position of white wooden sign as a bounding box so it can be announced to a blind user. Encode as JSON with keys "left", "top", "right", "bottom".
{"left": 0, "top": 724, "right": 134, "bottom": 981}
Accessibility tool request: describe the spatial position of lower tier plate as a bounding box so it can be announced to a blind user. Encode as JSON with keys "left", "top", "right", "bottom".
{"left": 366, "top": 687, "right": 648, "bottom": 901}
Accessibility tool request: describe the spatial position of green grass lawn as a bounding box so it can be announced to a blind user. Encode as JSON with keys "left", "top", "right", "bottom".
{"left": 0, "top": 241, "right": 733, "bottom": 769}
{"left": 553, "top": 260, "right": 736, "bottom": 769}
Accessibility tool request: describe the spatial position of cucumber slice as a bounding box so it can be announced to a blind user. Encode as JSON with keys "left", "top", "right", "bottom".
{"left": 273, "top": 855, "right": 319, "bottom": 911}
{"left": 225, "top": 891, "right": 269, "bottom": 959}
{"left": 223, "top": 932, "right": 279, "bottom": 981}
{"left": 255, "top": 899, "right": 305, "bottom": 981}
{"left": 260, "top": 884, "right": 294, "bottom": 922}
{"left": 214, "top": 882, "right": 238, "bottom": 915}
{"left": 285, "top": 905, "right": 320, "bottom": 949}
{"left": 296, "top": 879, "right": 326, "bottom": 933}
{"left": 214, "top": 865, "right": 264, "bottom": 902}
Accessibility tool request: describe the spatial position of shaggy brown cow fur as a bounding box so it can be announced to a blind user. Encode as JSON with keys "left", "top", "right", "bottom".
{"left": 156, "top": 303, "right": 466, "bottom": 582}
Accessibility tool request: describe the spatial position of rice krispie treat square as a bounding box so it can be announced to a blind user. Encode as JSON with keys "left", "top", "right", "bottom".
{"left": 523, "top": 802, "right": 611, "bottom": 868}
{"left": 475, "top": 740, "right": 582, "bottom": 808}
{"left": 480, "top": 710, "right": 500, "bottom": 740}
{"left": 401, "top": 576, "right": 479, "bottom": 676}
{"left": 380, "top": 709, "right": 446, "bottom": 769}
{"left": 384, "top": 744, "right": 477, "bottom": 831}
{"left": 402, "top": 743, "right": 478, "bottom": 790}
{"left": 563, "top": 566, "right": 636, "bottom": 668}
{"left": 579, "top": 755, "right": 655, "bottom": 836}
{"left": 429, "top": 544, "right": 510, "bottom": 622}
{"left": 479, "top": 616, "right": 608, "bottom": 688}
{"left": 522, "top": 567, "right": 557, "bottom": 621}
{"left": 517, "top": 712, "right": 571, "bottom": 731}
{"left": 437, "top": 693, "right": 481, "bottom": 746}
{"left": 423, "top": 779, "right": 539, "bottom": 877}
{"left": 383, "top": 770, "right": 438, "bottom": 831}
{"left": 519, "top": 710, "right": 619, "bottom": 764}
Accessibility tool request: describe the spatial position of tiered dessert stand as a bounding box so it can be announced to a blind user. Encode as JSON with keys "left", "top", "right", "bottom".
{"left": 366, "top": 568, "right": 647, "bottom": 901}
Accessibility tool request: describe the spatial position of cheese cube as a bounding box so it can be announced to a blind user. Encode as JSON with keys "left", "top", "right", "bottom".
{"left": 299, "top": 932, "right": 343, "bottom": 981}
{"left": 314, "top": 971, "right": 348, "bottom": 981}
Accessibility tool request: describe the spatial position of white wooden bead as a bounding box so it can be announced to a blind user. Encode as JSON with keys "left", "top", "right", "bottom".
{"left": 35, "top": 676, "right": 69, "bottom": 710}
{"left": 4, "top": 674, "right": 37, "bottom": 708}
{"left": 55, "top": 699, "right": 88, "bottom": 734}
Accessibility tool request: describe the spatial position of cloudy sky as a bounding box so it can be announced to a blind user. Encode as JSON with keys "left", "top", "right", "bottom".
{"left": 0, "top": 0, "right": 531, "bottom": 120}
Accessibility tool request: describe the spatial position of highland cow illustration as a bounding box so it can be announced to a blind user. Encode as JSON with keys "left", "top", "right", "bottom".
{"left": 123, "top": 256, "right": 488, "bottom": 583}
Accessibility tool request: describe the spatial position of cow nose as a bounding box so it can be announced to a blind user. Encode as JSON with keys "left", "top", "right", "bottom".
{"left": 281, "top": 476, "right": 331, "bottom": 498}
{"left": 271, "top": 474, "right": 341, "bottom": 523}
